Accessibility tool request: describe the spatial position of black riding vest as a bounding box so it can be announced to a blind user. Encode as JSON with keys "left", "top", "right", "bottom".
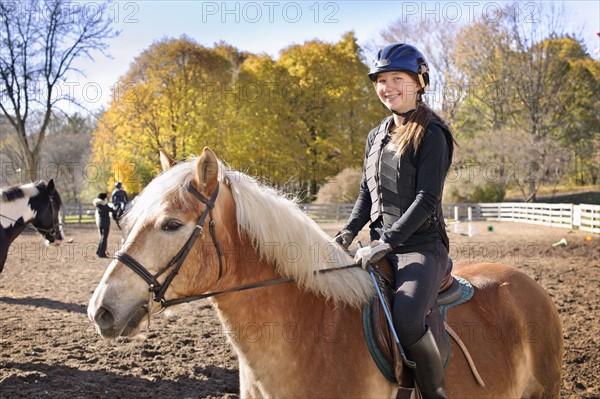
{"left": 365, "top": 116, "right": 451, "bottom": 249}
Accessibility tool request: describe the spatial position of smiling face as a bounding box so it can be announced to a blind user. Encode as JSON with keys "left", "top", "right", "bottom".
{"left": 373, "top": 70, "right": 421, "bottom": 115}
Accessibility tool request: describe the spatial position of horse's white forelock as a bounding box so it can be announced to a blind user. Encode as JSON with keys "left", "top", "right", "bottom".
{"left": 124, "top": 158, "right": 373, "bottom": 308}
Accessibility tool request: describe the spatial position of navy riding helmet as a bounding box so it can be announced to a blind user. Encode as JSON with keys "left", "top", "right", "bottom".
{"left": 368, "top": 43, "right": 430, "bottom": 91}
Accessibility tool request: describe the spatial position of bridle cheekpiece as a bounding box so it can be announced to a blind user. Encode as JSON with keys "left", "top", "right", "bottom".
{"left": 115, "top": 184, "right": 223, "bottom": 308}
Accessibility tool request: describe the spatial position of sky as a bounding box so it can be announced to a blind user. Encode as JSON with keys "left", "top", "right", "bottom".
{"left": 64, "top": 0, "right": 600, "bottom": 114}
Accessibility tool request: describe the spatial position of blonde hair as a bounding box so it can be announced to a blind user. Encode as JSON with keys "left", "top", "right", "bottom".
{"left": 389, "top": 102, "right": 444, "bottom": 157}
{"left": 387, "top": 73, "right": 455, "bottom": 158}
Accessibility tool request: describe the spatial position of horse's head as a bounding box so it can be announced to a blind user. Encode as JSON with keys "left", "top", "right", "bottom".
{"left": 32, "top": 179, "right": 64, "bottom": 245}
{"left": 88, "top": 147, "right": 236, "bottom": 339}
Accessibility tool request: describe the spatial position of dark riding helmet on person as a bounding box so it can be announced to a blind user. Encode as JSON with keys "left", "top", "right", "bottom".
{"left": 368, "top": 43, "right": 430, "bottom": 91}
{"left": 115, "top": 182, "right": 122, "bottom": 189}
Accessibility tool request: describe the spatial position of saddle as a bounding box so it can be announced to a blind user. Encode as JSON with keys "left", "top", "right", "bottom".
{"left": 362, "top": 258, "right": 463, "bottom": 388}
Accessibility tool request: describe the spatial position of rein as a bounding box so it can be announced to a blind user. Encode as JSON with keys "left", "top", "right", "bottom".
{"left": 161, "top": 262, "right": 362, "bottom": 307}
{"left": 114, "top": 182, "right": 361, "bottom": 310}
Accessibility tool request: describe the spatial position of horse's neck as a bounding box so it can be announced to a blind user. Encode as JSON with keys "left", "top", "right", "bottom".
{"left": 211, "top": 273, "right": 320, "bottom": 363}
{"left": 211, "top": 240, "right": 322, "bottom": 351}
{"left": 0, "top": 202, "right": 29, "bottom": 246}
{"left": 0, "top": 197, "right": 35, "bottom": 231}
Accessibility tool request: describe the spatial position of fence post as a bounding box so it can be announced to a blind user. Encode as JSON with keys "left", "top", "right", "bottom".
{"left": 453, "top": 206, "right": 460, "bottom": 233}
{"left": 573, "top": 205, "right": 581, "bottom": 230}
{"left": 467, "top": 207, "right": 474, "bottom": 237}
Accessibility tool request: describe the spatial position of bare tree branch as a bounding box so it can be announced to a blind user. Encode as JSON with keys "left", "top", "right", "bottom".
{"left": 0, "top": 0, "right": 118, "bottom": 181}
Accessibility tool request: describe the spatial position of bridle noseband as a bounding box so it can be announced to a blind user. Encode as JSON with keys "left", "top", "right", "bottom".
{"left": 115, "top": 184, "right": 224, "bottom": 308}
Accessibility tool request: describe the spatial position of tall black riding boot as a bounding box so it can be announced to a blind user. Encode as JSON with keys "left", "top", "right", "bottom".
{"left": 405, "top": 326, "right": 447, "bottom": 399}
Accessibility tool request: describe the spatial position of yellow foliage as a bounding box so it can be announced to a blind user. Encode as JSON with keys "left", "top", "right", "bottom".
{"left": 91, "top": 33, "right": 384, "bottom": 197}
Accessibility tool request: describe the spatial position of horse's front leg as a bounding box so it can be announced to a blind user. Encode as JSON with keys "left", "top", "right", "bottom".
{"left": 238, "top": 362, "right": 264, "bottom": 398}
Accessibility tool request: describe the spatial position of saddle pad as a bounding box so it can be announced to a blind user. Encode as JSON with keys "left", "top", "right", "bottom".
{"left": 363, "top": 276, "right": 474, "bottom": 383}
{"left": 439, "top": 276, "right": 474, "bottom": 320}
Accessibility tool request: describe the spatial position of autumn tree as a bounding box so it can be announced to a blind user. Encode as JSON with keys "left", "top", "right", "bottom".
{"left": 222, "top": 53, "right": 303, "bottom": 187}
{"left": 91, "top": 33, "right": 385, "bottom": 198}
{"left": 0, "top": 0, "right": 117, "bottom": 182}
{"left": 91, "top": 37, "right": 233, "bottom": 192}
{"left": 277, "top": 32, "right": 381, "bottom": 199}
{"left": 452, "top": 4, "right": 597, "bottom": 201}
{"left": 564, "top": 56, "right": 600, "bottom": 184}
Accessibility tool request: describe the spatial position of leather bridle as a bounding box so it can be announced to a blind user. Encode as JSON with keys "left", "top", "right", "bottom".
{"left": 0, "top": 194, "right": 62, "bottom": 240}
{"left": 115, "top": 184, "right": 223, "bottom": 308}
{"left": 114, "top": 182, "right": 362, "bottom": 313}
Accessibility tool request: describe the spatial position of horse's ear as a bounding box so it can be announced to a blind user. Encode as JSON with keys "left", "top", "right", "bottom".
{"left": 159, "top": 148, "right": 177, "bottom": 171}
{"left": 194, "top": 147, "right": 219, "bottom": 195}
{"left": 47, "top": 179, "right": 55, "bottom": 195}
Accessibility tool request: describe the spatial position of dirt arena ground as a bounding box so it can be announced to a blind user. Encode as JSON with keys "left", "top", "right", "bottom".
{"left": 0, "top": 220, "right": 598, "bottom": 398}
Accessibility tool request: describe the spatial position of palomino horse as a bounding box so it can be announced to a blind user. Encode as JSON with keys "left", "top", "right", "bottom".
{"left": 0, "top": 179, "right": 64, "bottom": 272}
{"left": 88, "top": 148, "right": 562, "bottom": 398}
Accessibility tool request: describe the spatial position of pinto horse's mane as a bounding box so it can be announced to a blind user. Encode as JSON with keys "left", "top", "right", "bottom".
{"left": 0, "top": 182, "right": 40, "bottom": 203}
{"left": 125, "top": 158, "right": 374, "bottom": 308}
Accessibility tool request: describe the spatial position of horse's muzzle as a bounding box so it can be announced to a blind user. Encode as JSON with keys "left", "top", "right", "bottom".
{"left": 90, "top": 304, "right": 148, "bottom": 339}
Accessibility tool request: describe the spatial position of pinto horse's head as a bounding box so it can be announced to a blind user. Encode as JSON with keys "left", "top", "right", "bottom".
{"left": 31, "top": 179, "right": 64, "bottom": 245}
{"left": 88, "top": 148, "right": 235, "bottom": 339}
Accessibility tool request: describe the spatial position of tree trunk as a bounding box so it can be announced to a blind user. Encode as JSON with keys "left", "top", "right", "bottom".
{"left": 23, "top": 149, "right": 37, "bottom": 183}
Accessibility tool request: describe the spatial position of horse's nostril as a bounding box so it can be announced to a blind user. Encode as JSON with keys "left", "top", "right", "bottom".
{"left": 94, "top": 306, "right": 115, "bottom": 329}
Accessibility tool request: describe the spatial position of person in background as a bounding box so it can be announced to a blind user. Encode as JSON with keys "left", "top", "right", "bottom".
{"left": 93, "top": 192, "right": 114, "bottom": 258}
{"left": 335, "top": 43, "right": 456, "bottom": 398}
{"left": 111, "top": 181, "right": 129, "bottom": 222}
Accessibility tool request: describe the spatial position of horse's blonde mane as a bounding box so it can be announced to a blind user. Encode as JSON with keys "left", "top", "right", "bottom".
{"left": 125, "top": 158, "right": 373, "bottom": 308}
{"left": 224, "top": 169, "right": 374, "bottom": 308}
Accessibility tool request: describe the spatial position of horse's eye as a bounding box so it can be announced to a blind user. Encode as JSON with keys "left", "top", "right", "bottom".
{"left": 162, "top": 220, "right": 182, "bottom": 231}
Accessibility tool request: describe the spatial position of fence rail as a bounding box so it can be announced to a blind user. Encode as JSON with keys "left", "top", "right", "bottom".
{"left": 63, "top": 201, "right": 600, "bottom": 234}
{"left": 303, "top": 202, "right": 599, "bottom": 234}
{"left": 443, "top": 202, "right": 600, "bottom": 233}
{"left": 62, "top": 203, "right": 96, "bottom": 224}
{"left": 301, "top": 203, "right": 355, "bottom": 222}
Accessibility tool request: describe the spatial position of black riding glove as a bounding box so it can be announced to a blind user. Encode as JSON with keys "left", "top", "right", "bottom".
{"left": 334, "top": 229, "right": 355, "bottom": 250}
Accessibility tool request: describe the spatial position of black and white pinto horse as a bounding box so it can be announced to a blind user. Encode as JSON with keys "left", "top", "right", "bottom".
{"left": 0, "top": 179, "right": 64, "bottom": 273}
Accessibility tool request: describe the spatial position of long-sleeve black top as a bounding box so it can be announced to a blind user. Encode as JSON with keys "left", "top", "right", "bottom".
{"left": 346, "top": 121, "right": 452, "bottom": 251}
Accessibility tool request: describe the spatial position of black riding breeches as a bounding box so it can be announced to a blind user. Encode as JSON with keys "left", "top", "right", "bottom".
{"left": 387, "top": 242, "right": 448, "bottom": 347}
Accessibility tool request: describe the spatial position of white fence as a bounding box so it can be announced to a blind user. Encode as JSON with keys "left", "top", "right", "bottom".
{"left": 444, "top": 203, "right": 600, "bottom": 233}
{"left": 301, "top": 203, "right": 355, "bottom": 223}
{"left": 62, "top": 203, "right": 96, "bottom": 223}
{"left": 63, "top": 201, "right": 600, "bottom": 234}
{"left": 303, "top": 202, "right": 600, "bottom": 234}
